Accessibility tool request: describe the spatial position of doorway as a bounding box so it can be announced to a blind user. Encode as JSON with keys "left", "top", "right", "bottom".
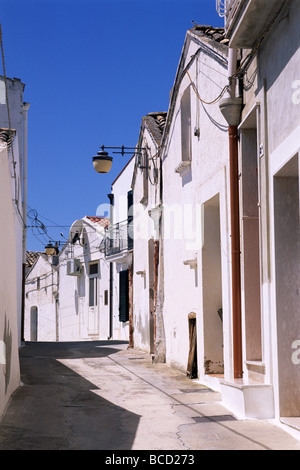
{"left": 274, "top": 154, "right": 300, "bottom": 418}
{"left": 30, "top": 306, "right": 38, "bottom": 341}
{"left": 88, "top": 262, "right": 99, "bottom": 335}
{"left": 187, "top": 313, "right": 197, "bottom": 378}
{"left": 202, "top": 195, "right": 224, "bottom": 375}
{"left": 240, "top": 126, "right": 262, "bottom": 362}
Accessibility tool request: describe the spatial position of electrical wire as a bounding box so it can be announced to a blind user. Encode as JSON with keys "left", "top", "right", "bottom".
{"left": 186, "top": 70, "right": 228, "bottom": 105}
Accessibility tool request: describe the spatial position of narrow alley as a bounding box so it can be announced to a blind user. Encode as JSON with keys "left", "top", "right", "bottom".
{"left": 0, "top": 340, "right": 299, "bottom": 451}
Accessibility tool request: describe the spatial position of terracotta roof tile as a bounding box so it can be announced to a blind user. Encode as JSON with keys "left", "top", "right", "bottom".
{"left": 189, "top": 24, "right": 227, "bottom": 44}
{"left": 86, "top": 216, "right": 110, "bottom": 228}
{"left": 26, "top": 251, "right": 42, "bottom": 268}
{"left": 143, "top": 112, "right": 167, "bottom": 145}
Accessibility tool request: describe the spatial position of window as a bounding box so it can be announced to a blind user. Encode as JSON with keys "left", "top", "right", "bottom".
{"left": 119, "top": 269, "right": 129, "bottom": 322}
{"left": 89, "top": 263, "right": 99, "bottom": 307}
{"left": 181, "top": 86, "right": 192, "bottom": 162}
{"left": 89, "top": 278, "right": 97, "bottom": 307}
{"left": 89, "top": 263, "right": 98, "bottom": 276}
{"left": 104, "top": 289, "right": 108, "bottom": 306}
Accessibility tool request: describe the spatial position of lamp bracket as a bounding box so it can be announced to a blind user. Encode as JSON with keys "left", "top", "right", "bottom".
{"left": 100, "top": 145, "right": 146, "bottom": 156}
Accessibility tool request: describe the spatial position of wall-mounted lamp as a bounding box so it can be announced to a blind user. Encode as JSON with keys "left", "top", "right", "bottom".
{"left": 93, "top": 145, "right": 146, "bottom": 174}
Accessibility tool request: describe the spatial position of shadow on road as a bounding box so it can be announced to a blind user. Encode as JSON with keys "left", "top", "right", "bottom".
{"left": 0, "top": 340, "right": 141, "bottom": 450}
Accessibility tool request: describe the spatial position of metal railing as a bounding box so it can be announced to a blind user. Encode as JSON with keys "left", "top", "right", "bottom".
{"left": 216, "top": 0, "right": 228, "bottom": 17}
{"left": 217, "top": 0, "right": 245, "bottom": 31}
{"left": 217, "top": 0, "right": 243, "bottom": 20}
{"left": 100, "top": 218, "right": 133, "bottom": 257}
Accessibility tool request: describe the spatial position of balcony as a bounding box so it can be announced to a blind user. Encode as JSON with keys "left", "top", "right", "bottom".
{"left": 100, "top": 218, "right": 133, "bottom": 260}
{"left": 217, "top": 0, "right": 285, "bottom": 48}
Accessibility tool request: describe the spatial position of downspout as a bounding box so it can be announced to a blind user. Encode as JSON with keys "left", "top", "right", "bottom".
{"left": 21, "top": 102, "right": 30, "bottom": 343}
{"left": 219, "top": 49, "right": 243, "bottom": 379}
{"left": 108, "top": 262, "right": 113, "bottom": 339}
{"left": 107, "top": 192, "right": 114, "bottom": 340}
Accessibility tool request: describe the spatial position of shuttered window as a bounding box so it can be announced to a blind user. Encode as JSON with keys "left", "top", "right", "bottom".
{"left": 127, "top": 190, "right": 133, "bottom": 250}
{"left": 119, "top": 269, "right": 129, "bottom": 322}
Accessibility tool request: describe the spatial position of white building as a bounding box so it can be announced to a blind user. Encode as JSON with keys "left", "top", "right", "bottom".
{"left": 58, "top": 216, "right": 110, "bottom": 341}
{"left": 24, "top": 252, "right": 58, "bottom": 341}
{"left": 131, "top": 112, "right": 167, "bottom": 356}
{"left": 0, "top": 75, "right": 29, "bottom": 417}
{"left": 159, "top": 25, "right": 230, "bottom": 383}
{"left": 101, "top": 157, "right": 135, "bottom": 345}
{"left": 216, "top": 0, "right": 300, "bottom": 429}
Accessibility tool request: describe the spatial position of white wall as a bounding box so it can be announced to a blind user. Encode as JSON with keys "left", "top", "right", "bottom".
{"left": 0, "top": 77, "right": 26, "bottom": 347}
{"left": 24, "top": 255, "right": 58, "bottom": 341}
{"left": 132, "top": 123, "right": 161, "bottom": 353}
{"left": 0, "top": 143, "right": 20, "bottom": 417}
{"left": 161, "top": 33, "right": 230, "bottom": 375}
{"left": 237, "top": 0, "right": 300, "bottom": 419}
{"left": 58, "top": 219, "right": 110, "bottom": 341}
{"left": 108, "top": 157, "right": 135, "bottom": 342}
{"left": 0, "top": 76, "right": 26, "bottom": 417}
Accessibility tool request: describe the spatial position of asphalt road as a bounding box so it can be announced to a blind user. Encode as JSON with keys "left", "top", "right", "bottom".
{"left": 0, "top": 340, "right": 300, "bottom": 451}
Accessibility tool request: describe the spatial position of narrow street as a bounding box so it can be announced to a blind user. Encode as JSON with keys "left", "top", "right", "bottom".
{"left": 0, "top": 341, "right": 300, "bottom": 451}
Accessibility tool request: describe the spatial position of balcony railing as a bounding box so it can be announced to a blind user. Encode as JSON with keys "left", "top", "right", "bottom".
{"left": 216, "top": 0, "right": 284, "bottom": 48}
{"left": 100, "top": 218, "right": 133, "bottom": 257}
{"left": 216, "top": 0, "right": 243, "bottom": 25}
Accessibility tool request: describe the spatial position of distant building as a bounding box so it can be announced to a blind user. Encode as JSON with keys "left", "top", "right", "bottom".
{"left": 131, "top": 112, "right": 167, "bottom": 358}
{"left": 101, "top": 157, "right": 135, "bottom": 344}
{"left": 24, "top": 252, "right": 58, "bottom": 341}
{"left": 58, "top": 216, "right": 111, "bottom": 341}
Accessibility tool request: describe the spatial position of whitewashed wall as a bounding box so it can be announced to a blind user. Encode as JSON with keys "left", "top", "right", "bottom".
{"left": 58, "top": 218, "right": 110, "bottom": 341}
{"left": 132, "top": 124, "right": 161, "bottom": 352}
{"left": 161, "top": 32, "right": 230, "bottom": 377}
{"left": 108, "top": 157, "right": 135, "bottom": 342}
{"left": 24, "top": 255, "right": 58, "bottom": 341}
{"left": 0, "top": 143, "right": 21, "bottom": 417}
{"left": 0, "top": 76, "right": 26, "bottom": 417}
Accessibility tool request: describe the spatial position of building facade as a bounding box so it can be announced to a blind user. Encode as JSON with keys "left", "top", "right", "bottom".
{"left": 58, "top": 216, "right": 111, "bottom": 341}
{"left": 101, "top": 157, "right": 135, "bottom": 344}
{"left": 132, "top": 112, "right": 167, "bottom": 356}
{"left": 159, "top": 25, "right": 231, "bottom": 383}
{"left": 24, "top": 252, "right": 58, "bottom": 341}
{"left": 217, "top": 0, "right": 300, "bottom": 426}
{"left": 0, "top": 75, "right": 28, "bottom": 417}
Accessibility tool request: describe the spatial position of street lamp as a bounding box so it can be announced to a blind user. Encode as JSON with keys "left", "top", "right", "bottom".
{"left": 92, "top": 145, "right": 146, "bottom": 174}
{"left": 44, "top": 241, "right": 60, "bottom": 256}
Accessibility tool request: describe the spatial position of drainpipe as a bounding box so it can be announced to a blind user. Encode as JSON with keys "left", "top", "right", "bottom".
{"left": 219, "top": 49, "right": 243, "bottom": 379}
{"left": 107, "top": 192, "right": 114, "bottom": 340}
{"left": 108, "top": 262, "right": 113, "bottom": 339}
{"left": 21, "top": 102, "right": 30, "bottom": 343}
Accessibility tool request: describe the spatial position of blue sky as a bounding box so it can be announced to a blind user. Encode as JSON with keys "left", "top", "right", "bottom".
{"left": 1, "top": 0, "right": 223, "bottom": 251}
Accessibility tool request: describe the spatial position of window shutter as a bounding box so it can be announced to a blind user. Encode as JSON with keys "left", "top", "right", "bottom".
{"left": 127, "top": 190, "right": 133, "bottom": 250}
{"left": 119, "top": 269, "right": 129, "bottom": 322}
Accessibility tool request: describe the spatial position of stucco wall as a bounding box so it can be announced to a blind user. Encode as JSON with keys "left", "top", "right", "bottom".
{"left": 0, "top": 144, "right": 20, "bottom": 417}
{"left": 161, "top": 35, "right": 230, "bottom": 374}
{"left": 58, "top": 221, "right": 110, "bottom": 341}
{"left": 132, "top": 125, "right": 161, "bottom": 353}
{"left": 24, "top": 255, "right": 58, "bottom": 341}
